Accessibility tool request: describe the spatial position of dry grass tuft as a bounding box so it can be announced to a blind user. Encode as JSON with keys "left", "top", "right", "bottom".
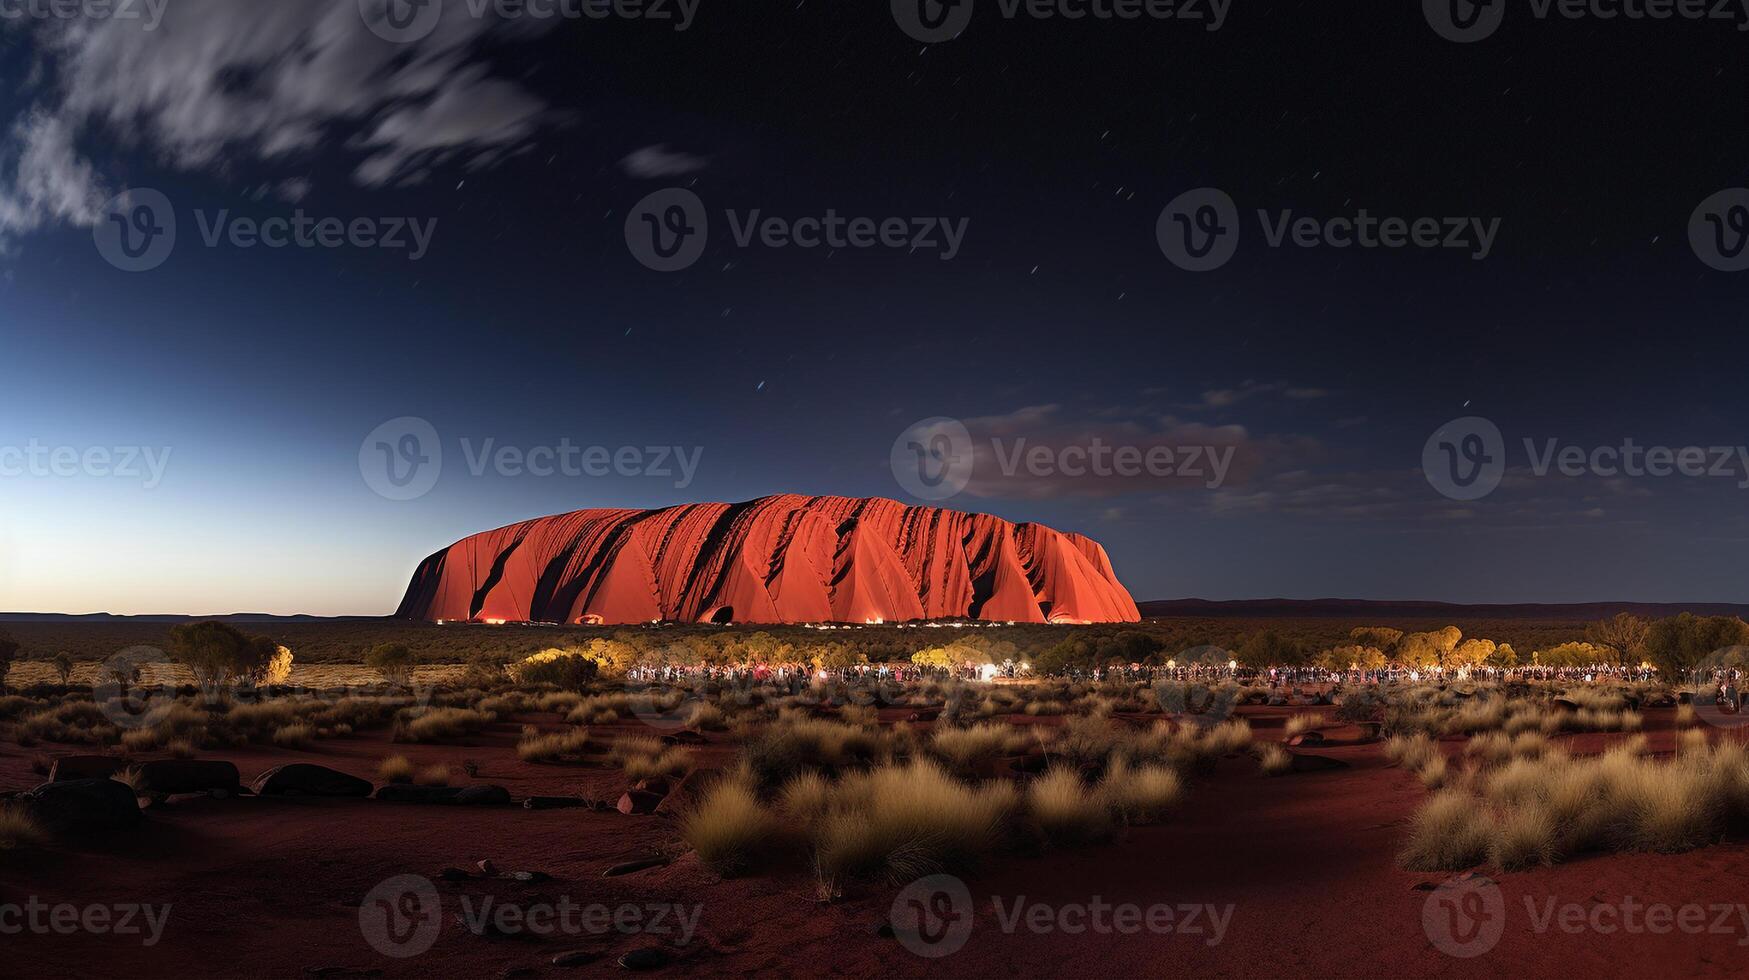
{"left": 1254, "top": 742, "right": 1292, "bottom": 776}
{"left": 681, "top": 775, "right": 784, "bottom": 876}
{"left": 516, "top": 726, "right": 592, "bottom": 763}
{"left": 815, "top": 759, "right": 1018, "bottom": 882}
{"left": 0, "top": 805, "right": 48, "bottom": 855}
{"left": 377, "top": 755, "right": 415, "bottom": 784}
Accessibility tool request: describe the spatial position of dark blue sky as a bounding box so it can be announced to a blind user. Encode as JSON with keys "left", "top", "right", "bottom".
{"left": 1, "top": 1, "right": 1746, "bottom": 614}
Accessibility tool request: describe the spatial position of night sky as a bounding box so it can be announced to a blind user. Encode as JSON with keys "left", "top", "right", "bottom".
{"left": 1, "top": 0, "right": 1746, "bottom": 615}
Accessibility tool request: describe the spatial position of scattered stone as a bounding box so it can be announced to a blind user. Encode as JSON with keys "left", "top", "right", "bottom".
{"left": 1286, "top": 731, "right": 1326, "bottom": 747}
{"left": 438, "top": 867, "right": 475, "bottom": 882}
{"left": 663, "top": 730, "right": 708, "bottom": 746}
{"left": 618, "top": 948, "right": 672, "bottom": 971}
{"left": 477, "top": 859, "right": 498, "bottom": 877}
{"left": 632, "top": 777, "right": 671, "bottom": 796}
{"left": 1552, "top": 697, "right": 1580, "bottom": 712}
{"left": 374, "top": 785, "right": 463, "bottom": 805}
{"left": 552, "top": 950, "right": 599, "bottom": 967}
{"left": 1287, "top": 752, "right": 1351, "bottom": 774}
{"left": 603, "top": 858, "right": 667, "bottom": 878}
{"left": 48, "top": 755, "right": 127, "bottom": 783}
{"left": 525, "top": 796, "right": 588, "bottom": 810}
{"left": 253, "top": 764, "right": 373, "bottom": 798}
{"left": 874, "top": 922, "right": 895, "bottom": 938}
{"left": 23, "top": 778, "right": 144, "bottom": 832}
{"left": 616, "top": 790, "right": 663, "bottom": 815}
{"left": 454, "top": 785, "right": 512, "bottom": 806}
{"left": 504, "top": 870, "right": 552, "bottom": 883}
{"left": 136, "top": 760, "right": 242, "bottom": 797}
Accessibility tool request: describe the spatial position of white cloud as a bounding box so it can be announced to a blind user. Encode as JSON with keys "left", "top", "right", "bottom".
{"left": 0, "top": 0, "right": 556, "bottom": 248}
{"left": 620, "top": 143, "right": 709, "bottom": 178}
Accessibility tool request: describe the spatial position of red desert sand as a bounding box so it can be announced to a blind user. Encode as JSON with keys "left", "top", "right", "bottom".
{"left": 7, "top": 706, "right": 1746, "bottom": 978}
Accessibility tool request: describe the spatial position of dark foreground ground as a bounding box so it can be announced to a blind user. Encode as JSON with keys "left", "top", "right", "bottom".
{"left": 5, "top": 704, "right": 1748, "bottom": 979}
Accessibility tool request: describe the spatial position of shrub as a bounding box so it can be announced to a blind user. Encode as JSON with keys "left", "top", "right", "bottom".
{"left": 395, "top": 707, "right": 492, "bottom": 744}
{"left": 378, "top": 755, "right": 415, "bottom": 784}
{"left": 1487, "top": 802, "right": 1557, "bottom": 870}
{"left": 168, "top": 621, "right": 280, "bottom": 690}
{"left": 272, "top": 723, "right": 314, "bottom": 748}
{"left": 1399, "top": 791, "right": 1492, "bottom": 871}
{"left": 509, "top": 650, "right": 599, "bottom": 691}
{"left": 516, "top": 726, "right": 592, "bottom": 763}
{"left": 0, "top": 805, "right": 47, "bottom": 855}
{"left": 365, "top": 644, "right": 416, "bottom": 687}
{"left": 681, "top": 776, "right": 784, "bottom": 876}
{"left": 1283, "top": 713, "right": 1321, "bottom": 737}
{"left": 414, "top": 764, "right": 451, "bottom": 787}
{"left": 931, "top": 723, "right": 1027, "bottom": 773}
{"left": 1254, "top": 742, "right": 1292, "bottom": 776}
{"left": 1027, "top": 767, "right": 1115, "bottom": 847}
{"left": 684, "top": 702, "right": 728, "bottom": 732}
{"left": 815, "top": 759, "right": 1018, "bottom": 882}
{"left": 1097, "top": 760, "right": 1183, "bottom": 822}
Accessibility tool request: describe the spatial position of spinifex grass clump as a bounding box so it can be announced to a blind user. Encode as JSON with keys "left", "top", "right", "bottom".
{"left": 1399, "top": 733, "right": 1749, "bottom": 872}
{"left": 516, "top": 725, "right": 592, "bottom": 763}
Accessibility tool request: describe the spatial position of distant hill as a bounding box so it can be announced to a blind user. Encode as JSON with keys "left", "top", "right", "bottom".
{"left": 1138, "top": 598, "right": 1749, "bottom": 620}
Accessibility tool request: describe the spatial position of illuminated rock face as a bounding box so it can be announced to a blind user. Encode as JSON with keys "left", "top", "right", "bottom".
{"left": 395, "top": 495, "right": 1140, "bottom": 625}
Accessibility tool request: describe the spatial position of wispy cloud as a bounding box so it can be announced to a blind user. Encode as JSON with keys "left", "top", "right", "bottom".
{"left": 0, "top": 0, "right": 557, "bottom": 248}
{"left": 620, "top": 144, "right": 709, "bottom": 178}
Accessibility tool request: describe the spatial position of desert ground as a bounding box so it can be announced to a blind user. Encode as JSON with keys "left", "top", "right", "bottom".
{"left": 5, "top": 617, "right": 1749, "bottom": 978}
